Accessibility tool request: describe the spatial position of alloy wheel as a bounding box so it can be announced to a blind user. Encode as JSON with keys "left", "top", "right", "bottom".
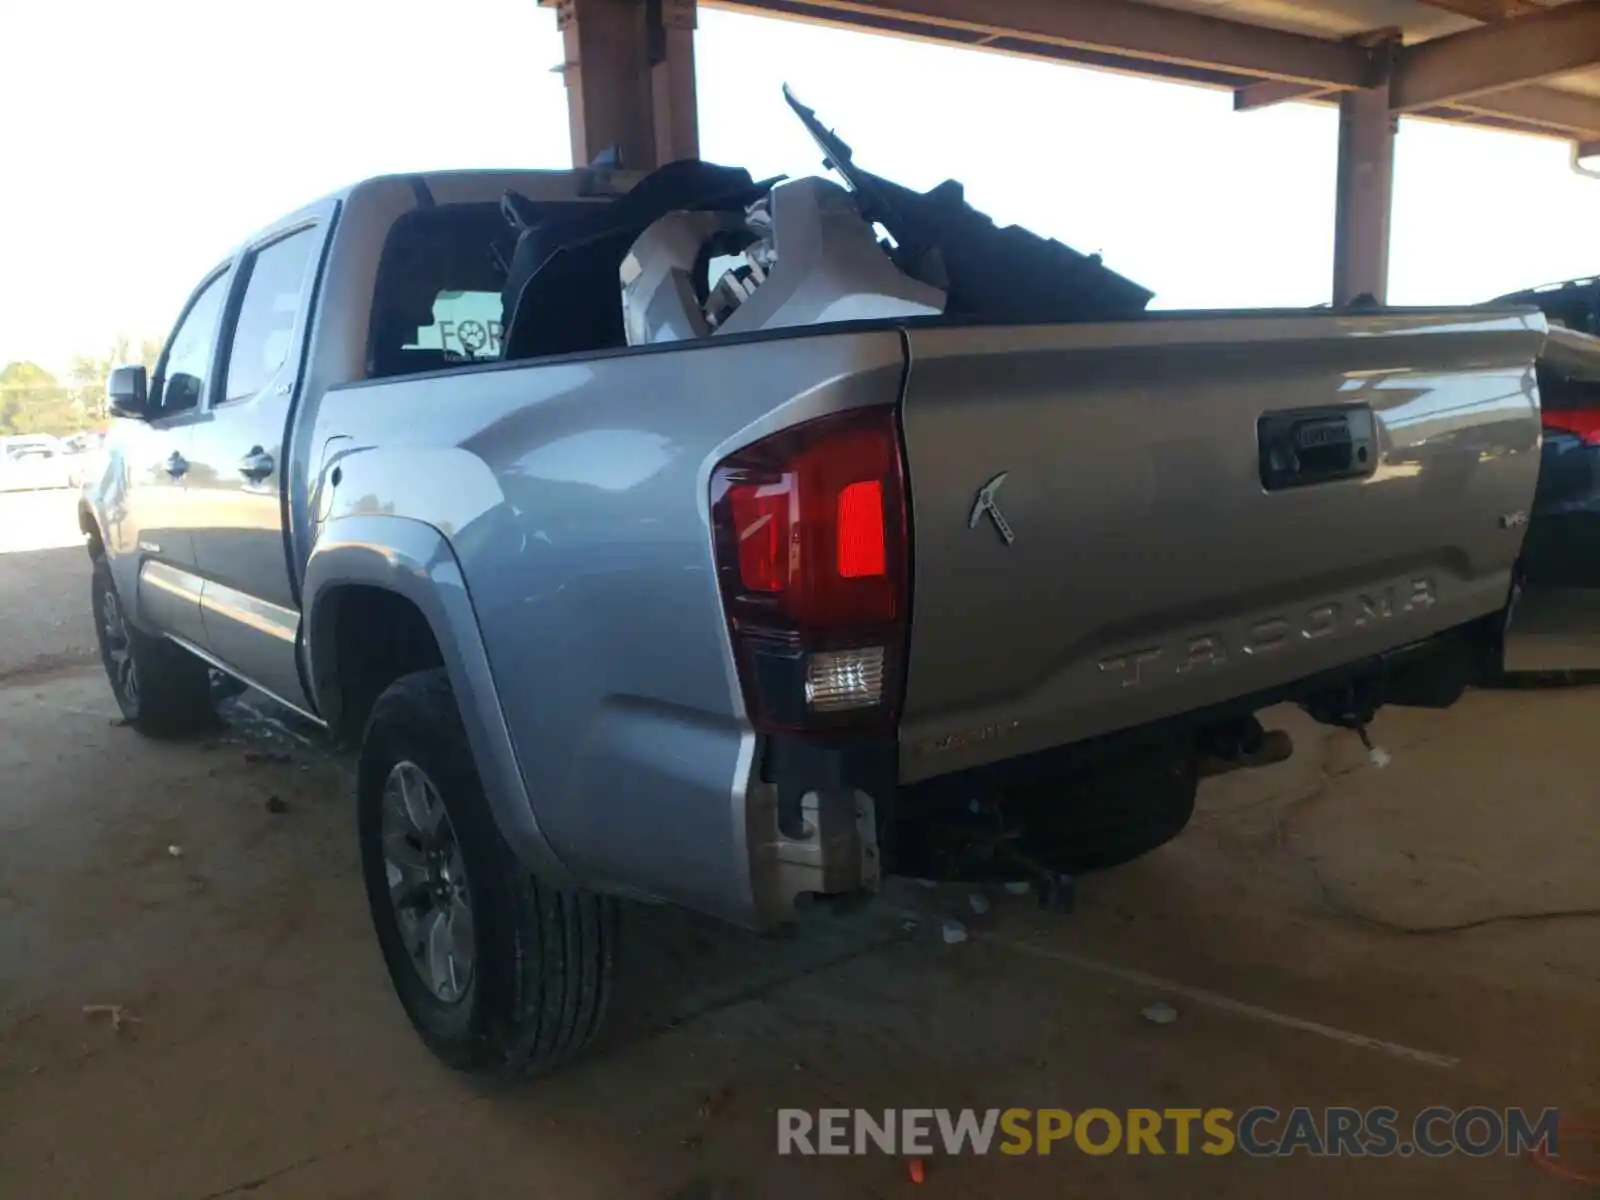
{"left": 100, "top": 585, "right": 138, "bottom": 709}
{"left": 380, "top": 760, "right": 475, "bottom": 1003}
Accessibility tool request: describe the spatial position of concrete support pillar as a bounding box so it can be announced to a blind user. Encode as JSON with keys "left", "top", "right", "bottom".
{"left": 650, "top": 0, "right": 700, "bottom": 166}
{"left": 545, "top": 0, "right": 699, "bottom": 171}
{"left": 1331, "top": 79, "right": 1397, "bottom": 306}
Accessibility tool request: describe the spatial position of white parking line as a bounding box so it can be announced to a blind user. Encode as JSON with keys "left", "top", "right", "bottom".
{"left": 981, "top": 931, "right": 1460, "bottom": 1070}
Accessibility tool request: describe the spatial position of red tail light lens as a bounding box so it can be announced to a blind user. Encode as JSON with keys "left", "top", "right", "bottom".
{"left": 1544, "top": 406, "right": 1600, "bottom": 446}
{"left": 710, "top": 406, "right": 909, "bottom": 734}
{"left": 836, "top": 481, "right": 887, "bottom": 578}
{"left": 730, "top": 484, "right": 789, "bottom": 592}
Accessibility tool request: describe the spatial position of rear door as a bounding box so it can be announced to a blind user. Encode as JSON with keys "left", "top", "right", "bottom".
{"left": 1502, "top": 322, "right": 1600, "bottom": 672}
{"left": 185, "top": 210, "right": 330, "bottom": 712}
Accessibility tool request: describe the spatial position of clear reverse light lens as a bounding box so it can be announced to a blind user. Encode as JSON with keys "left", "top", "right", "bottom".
{"left": 804, "top": 646, "right": 886, "bottom": 712}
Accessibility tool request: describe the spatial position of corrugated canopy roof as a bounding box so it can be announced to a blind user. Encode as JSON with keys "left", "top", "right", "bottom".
{"left": 714, "top": 0, "right": 1600, "bottom": 146}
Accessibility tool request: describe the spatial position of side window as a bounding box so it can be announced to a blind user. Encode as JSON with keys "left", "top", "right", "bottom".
{"left": 157, "top": 272, "right": 229, "bottom": 415}
{"left": 368, "top": 202, "right": 547, "bottom": 379}
{"left": 222, "top": 228, "right": 319, "bottom": 403}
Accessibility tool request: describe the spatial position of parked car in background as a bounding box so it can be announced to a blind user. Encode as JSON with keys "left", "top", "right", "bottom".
{"left": 60, "top": 430, "right": 108, "bottom": 489}
{"left": 0, "top": 435, "right": 77, "bottom": 491}
{"left": 62, "top": 431, "right": 106, "bottom": 455}
{"left": 1496, "top": 276, "right": 1599, "bottom": 337}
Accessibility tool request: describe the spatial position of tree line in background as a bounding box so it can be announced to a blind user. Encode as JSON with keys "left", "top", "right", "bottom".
{"left": 0, "top": 337, "right": 162, "bottom": 437}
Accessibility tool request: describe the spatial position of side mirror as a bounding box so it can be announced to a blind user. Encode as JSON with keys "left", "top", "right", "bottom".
{"left": 107, "top": 365, "right": 150, "bottom": 420}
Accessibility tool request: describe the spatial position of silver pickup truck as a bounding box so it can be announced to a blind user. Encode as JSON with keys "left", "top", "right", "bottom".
{"left": 81, "top": 108, "right": 1558, "bottom": 1076}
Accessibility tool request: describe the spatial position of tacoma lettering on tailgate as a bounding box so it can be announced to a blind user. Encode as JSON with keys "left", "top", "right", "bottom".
{"left": 1097, "top": 578, "right": 1437, "bottom": 689}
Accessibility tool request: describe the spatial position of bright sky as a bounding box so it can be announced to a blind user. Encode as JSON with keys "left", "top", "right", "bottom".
{"left": 4, "top": 0, "right": 1598, "bottom": 372}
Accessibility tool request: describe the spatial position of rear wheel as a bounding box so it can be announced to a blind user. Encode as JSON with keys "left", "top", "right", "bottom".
{"left": 92, "top": 557, "right": 215, "bottom": 736}
{"left": 358, "top": 668, "right": 615, "bottom": 1077}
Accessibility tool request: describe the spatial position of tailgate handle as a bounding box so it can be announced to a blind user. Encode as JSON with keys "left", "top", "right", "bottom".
{"left": 1258, "top": 406, "right": 1376, "bottom": 491}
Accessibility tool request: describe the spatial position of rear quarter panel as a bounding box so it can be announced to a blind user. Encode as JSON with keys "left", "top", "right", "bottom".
{"left": 304, "top": 329, "right": 906, "bottom": 923}
{"left": 898, "top": 310, "right": 1545, "bottom": 780}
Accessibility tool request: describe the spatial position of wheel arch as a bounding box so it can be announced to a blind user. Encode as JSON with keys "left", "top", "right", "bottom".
{"left": 307, "top": 582, "right": 444, "bottom": 740}
{"left": 79, "top": 498, "right": 105, "bottom": 560}
{"left": 302, "top": 514, "right": 573, "bottom": 885}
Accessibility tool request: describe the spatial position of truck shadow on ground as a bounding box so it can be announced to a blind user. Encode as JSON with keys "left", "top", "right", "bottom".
{"left": 212, "top": 682, "right": 1600, "bottom": 1111}
{"left": 596, "top": 901, "right": 909, "bottom": 1058}
{"left": 219, "top": 685, "right": 910, "bottom": 1059}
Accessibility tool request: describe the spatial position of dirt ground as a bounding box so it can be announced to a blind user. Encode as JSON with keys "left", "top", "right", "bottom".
{"left": 1, "top": 493, "right": 1597, "bottom": 1199}
{"left": 0, "top": 489, "right": 97, "bottom": 683}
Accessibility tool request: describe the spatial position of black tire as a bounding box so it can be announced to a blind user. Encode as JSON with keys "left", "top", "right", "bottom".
{"left": 91, "top": 556, "right": 215, "bottom": 737}
{"left": 1011, "top": 744, "right": 1198, "bottom": 875}
{"left": 358, "top": 667, "right": 616, "bottom": 1077}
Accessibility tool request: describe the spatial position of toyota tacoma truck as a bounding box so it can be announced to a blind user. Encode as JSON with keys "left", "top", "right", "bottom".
{"left": 82, "top": 98, "right": 1556, "bottom": 1076}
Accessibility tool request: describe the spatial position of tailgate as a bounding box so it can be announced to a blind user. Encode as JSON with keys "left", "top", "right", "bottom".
{"left": 897, "top": 310, "right": 1545, "bottom": 781}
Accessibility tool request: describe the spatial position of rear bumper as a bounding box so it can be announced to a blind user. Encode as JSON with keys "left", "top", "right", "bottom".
{"left": 602, "top": 614, "right": 1503, "bottom": 932}
{"left": 742, "top": 612, "right": 1502, "bottom": 925}
{"left": 742, "top": 734, "right": 897, "bottom": 929}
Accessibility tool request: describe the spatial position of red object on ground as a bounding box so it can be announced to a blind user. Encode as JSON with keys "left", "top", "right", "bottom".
{"left": 1530, "top": 1121, "right": 1600, "bottom": 1187}
{"left": 907, "top": 1157, "right": 926, "bottom": 1184}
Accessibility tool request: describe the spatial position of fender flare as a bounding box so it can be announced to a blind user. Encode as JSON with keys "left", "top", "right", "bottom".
{"left": 79, "top": 496, "right": 112, "bottom": 563}
{"left": 77, "top": 497, "right": 98, "bottom": 542}
{"left": 301, "top": 513, "right": 573, "bottom": 885}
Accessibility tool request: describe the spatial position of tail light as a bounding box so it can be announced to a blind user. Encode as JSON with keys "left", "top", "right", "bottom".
{"left": 710, "top": 406, "right": 909, "bottom": 735}
{"left": 1544, "top": 406, "right": 1600, "bottom": 445}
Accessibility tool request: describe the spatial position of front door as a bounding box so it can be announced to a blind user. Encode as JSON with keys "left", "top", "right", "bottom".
{"left": 186, "top": 217, "right": 326, "bottom": 712}
{"left": 115, "top": 265, "right": 232, "bottom": 648}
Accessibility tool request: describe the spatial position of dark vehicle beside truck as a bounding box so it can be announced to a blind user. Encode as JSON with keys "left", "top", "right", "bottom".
{"left": 1492, "top": 277, "right": 1600, "bottom": 672}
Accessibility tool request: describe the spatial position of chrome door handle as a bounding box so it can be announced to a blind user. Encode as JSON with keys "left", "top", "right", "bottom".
{"left": 165, "top": 451, "right": 188, "bottom": 479}
{"left": 238, "top": 448, "right": 275, "bottom": 482}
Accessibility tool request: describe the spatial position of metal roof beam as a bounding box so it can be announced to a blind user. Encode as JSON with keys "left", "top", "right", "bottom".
{"left": 1235, "top": 30, "right": 1395, "bottom": 111}
{"left": 1234, "top": 79, "right": 1335, "bottom": 110}
{"left": 715, "top": 0, "right": 1600, "bottom": 139}
{"left": 1393, "top": 1, "right": 1600, "bottom": 109}
{"left": 1235, "top": 80, "right": 1600, "bottom": 138}
{"left": 1413, "top": 0, "right": 1542, "bottom": 21}
{"left": 1444, "top": 82, "right": 1600, "bottom": 136}
{"left": 713, "top": 0, "right": 1372, "bottom": 85}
